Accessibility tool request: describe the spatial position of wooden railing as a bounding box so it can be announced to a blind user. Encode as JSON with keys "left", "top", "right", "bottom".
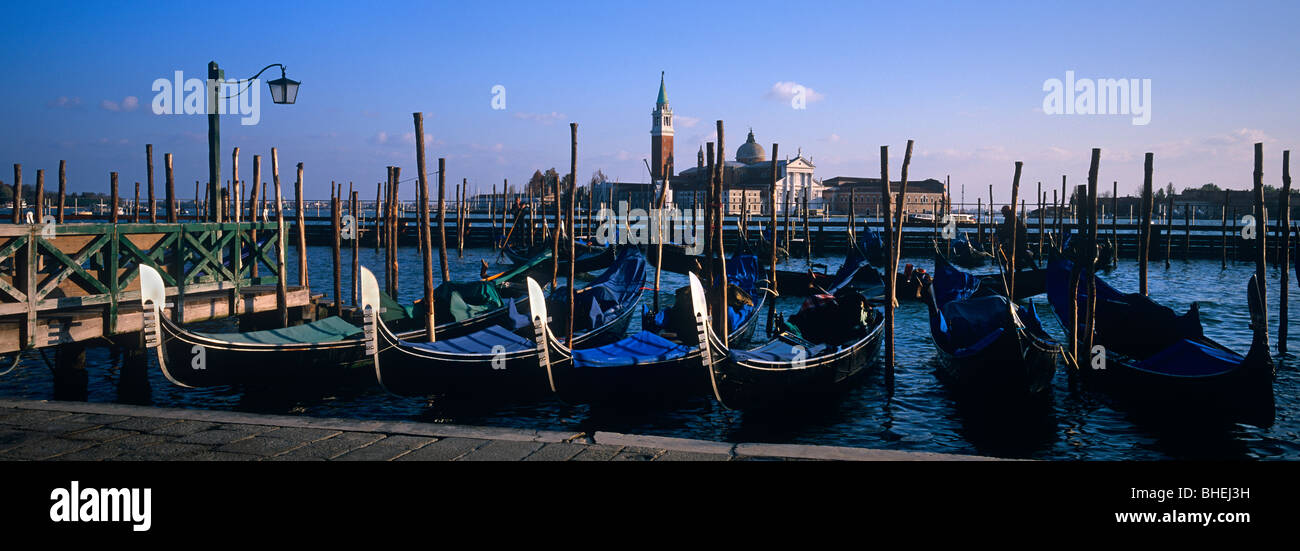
{"left": 1, "top": 222, "right": 282, "bottom": 349}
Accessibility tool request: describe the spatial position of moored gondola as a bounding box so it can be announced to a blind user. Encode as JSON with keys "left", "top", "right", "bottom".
{"left": 1045, "top": 257, "right": 1275, "bottom": 427}
{"left": 138, "top": 264, "right": 514, "bottom": 388}
{"left": 360, "top": 246, "right": 646, "bottom": 398}
{"left": 920, "top": 256, "right": 1060, "bottom": 397}
{"left": 708, "top": 248, "right": 886, "bottom": 410}
{"left": 644, "top": 252, "right": 767, "bottom": 348}
{"left": 543, "top": 272, "right": 715, "bottom": 405}
{"left": 501, "top": 240, "right": 614, "bottom": 276}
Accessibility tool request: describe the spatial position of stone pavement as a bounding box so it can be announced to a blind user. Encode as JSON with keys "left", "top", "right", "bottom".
{"left": 0, "top": 399, "right": 997, "bottom": 461}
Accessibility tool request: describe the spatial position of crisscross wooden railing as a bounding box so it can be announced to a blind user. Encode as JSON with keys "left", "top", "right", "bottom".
{"left": 1, "top": 221, "right": 283, "bottom": 350}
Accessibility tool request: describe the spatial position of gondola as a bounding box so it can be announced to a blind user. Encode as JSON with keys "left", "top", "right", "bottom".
{"left": 501, "top": 240, "right": 614, "bottom": 276}
{"left": 1045, "top": 257, "right": 1275, "bottom": 427}
{"left": 644, "top": 252, "right": 767, "bottom": 349}
{"left": 138, "top": 265, "right": 522, "bottom": 388}
{"left": 920, "top": 256, "right": 1060, "bottom": 397}
{"left": 707, "top": 245, "right": 886, "bottom": 410}
{"left": 935, "top": 233, "right": 993, "bottom": 269}
{"left": 360, "top": 245, "right": 647, "bottom": 398}
{"left": 136, "top": 246, "right": 638, "bottom": 389}
{"left": 543, "top": 272, "right": 716, "bottom": 405}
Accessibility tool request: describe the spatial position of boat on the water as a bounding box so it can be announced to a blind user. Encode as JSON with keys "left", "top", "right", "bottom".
{"left": 138, "top": 264, "right": 513, "bottom": 388}
{"left": 1045, "top": 256, "right": 1275, "bottom": 427}
{"left": 708, "top": 245, "right": 886, "bottom": 410}
{"left": 360, "top": 245, "right": 646, "bottom": 398}
{"left": 543, "top": 271, "right": 715, "bottom": 406}
{"left": 921, "top": 256, "right": 1060, "bottom": 397}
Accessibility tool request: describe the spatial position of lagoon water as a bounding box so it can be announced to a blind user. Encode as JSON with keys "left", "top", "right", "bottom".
{"left": 2, "top": 244, "right": 1298, "bottom": 460}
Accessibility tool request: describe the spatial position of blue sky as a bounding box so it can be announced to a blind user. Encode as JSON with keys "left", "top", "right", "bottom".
{"left": 3, "top": 0, "right": 1298, "bottom": 203}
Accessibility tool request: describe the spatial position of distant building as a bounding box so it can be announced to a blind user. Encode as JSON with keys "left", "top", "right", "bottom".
{"left": 670, "top": 130, "right": 820, "bottom": 215}
{"left": 591, "top": 180, "right": 658, "bottom": 211}
{"left": 820, "top": 177, "right": 948, "bottom": 216}
{"left": 648, "top": 73, "right": 820, "bottom": 215}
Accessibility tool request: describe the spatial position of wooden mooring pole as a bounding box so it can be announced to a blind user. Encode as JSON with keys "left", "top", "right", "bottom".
{"left": 1253, "top": 143, "right": 1269, "bottom": 346}
{"left": 714, "top": 121, "right": 728, "bottom": 345}
{"left": 1164, "top": 189, "right": 1174, "bottom": 268}
{"left": 767, "top": 143, "right": 780, "bottom": 335}
{"left": 166, "top": 154, "right": 176, "bottom": 223}
{"left": 271, "top": 148, "right": 289, "bottom": 327}
{"left": 146, "top": 145, "right": 156, "bottom": 223}
{"left": 881, "top": 145, "right": 894, "bottom": 379}
{"left": 57, "top": 160, "right": 67, "bottom": 224}
{"left": 1280, "top": 150, "right": 1291, "bottom": 356}
{"left": 1222, "top": 191, "right": 1229, "bottom": 269}
{"left": 567, "top": 122, "right": 579, "bottom": 346}
{"left": 1008, "top": 162, "right": 1021, "bottom": 299}
{"left": 295, "top": 163, "right": 308, "bottom": 287}
{"left": 1140, "top": 153, "right": 1153, "bottom": 295}
{"left": 332, "top": 183, "right": 342, "bottom": 317}
{"left": 110, "top": 172, "right": 119, "bottom": 224}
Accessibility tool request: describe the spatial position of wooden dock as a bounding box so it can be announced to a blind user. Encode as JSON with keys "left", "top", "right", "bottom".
{"left": 1, "top": 221, "right": 310, "bottom": 355}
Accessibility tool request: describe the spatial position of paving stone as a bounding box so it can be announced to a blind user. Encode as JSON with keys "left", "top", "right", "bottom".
{"left": 108, "top": 417, "right": 181, "bottom": 432}
{"left": 149, "top": 420, "right": 218, "bottom": 436}
{"left": 611, "top": 446, "right": 662, "bottom": 461}
{"left": 397, "top": 437, "right": 487, "bottom": 461}
{"left": 216, "top": 436, "right": 306, "bottom": 456}
{"left": 188, "top": 451, "right": 262, "bottom": 461}
{"left": 332, "top": 435, "right": 436, "bottom": 461}
{"left": 0, "top": 429, "right": 50, "bottom": 452}
{"left": 50, "top": 442, "right": 134, "bottom": 461}
{"left": 458, "top": 440, "right": 543, "bottom": 461}
{"left": 176, "top": 427, "right": 264, "bottom": 445}
{"left": 62, "top": 413, "right": 131, "bottom": 425}
{"left": 268, "top": 432, "right": 385, "bottom": 461}
{"left": 521, "top": 442, "right": 587, "bottom": 462}
{"left": 569, "top": 445, "right": 625, "bottom": 461}
{"left": 112, "top": 433, "right": 171, "bottom": 448}
{"left": 64, "top": 427, "right": 139, "bottom": 441}
{"left": 29, "top": 420, "right": 100, "bottom": 435}
{"left": 0, "top": 410, "right": 73, "bottom": 426}
{"left": 260, "top": 427, "right": 342, "bottom": 443}
{"left": 114, "top": 442, "right": 209, "bottom": 460}
{"left": 655, "top": 450, "right": 731, "bottom": 461}
{"left": 1, "top": 437, "right": 95, "bottom": 460}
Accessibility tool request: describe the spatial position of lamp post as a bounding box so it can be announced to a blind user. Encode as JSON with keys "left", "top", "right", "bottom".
{"left": 206, "top": 61, "right": 300, "bottom": 222}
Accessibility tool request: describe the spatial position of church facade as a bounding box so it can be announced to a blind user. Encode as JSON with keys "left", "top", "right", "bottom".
{"left": 647, "top": 74, "right": 822, "bottom": 215}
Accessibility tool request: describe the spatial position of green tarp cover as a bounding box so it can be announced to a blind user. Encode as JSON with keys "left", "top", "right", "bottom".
{"left": 380, "top": 291, "right": 415, "bottom": 323}
{"left": 202, "top": 316, "right": 361, "bottom": 345}
{"left": 434, "top": 280, "right": 505, "bottom": 322}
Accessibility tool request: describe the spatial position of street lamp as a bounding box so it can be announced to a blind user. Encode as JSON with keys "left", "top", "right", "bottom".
{"left": 206, "top": 61, "right": 300, "bottom": 221}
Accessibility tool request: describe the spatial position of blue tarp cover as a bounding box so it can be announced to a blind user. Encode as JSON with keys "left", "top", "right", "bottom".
{"left": 572, "top": 330, "right": 691, "bottom": 368}
{"left": 1132, "top": 338, "right": 1241, "bottom": 377}
{"left": 408, "top": 324, "right": 535, "bottom": 355}
{"left": 551, "top": 246, "right": 646, "bottom": 332}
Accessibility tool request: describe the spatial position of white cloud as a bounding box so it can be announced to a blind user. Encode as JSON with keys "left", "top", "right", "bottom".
{"left": 47, "top": 96, "right": 82, "bottom": 109}
{"left": 765, "top": 81, "right": 825, "bottom": 103}
{"left": 512, "top": 111, "right": 565, "bottom": 124}
{"left": 99, "top": 96, "right": 139, "bottom": 112}
{"left": 675, "top": 115, "right": 700, "bottom": 128}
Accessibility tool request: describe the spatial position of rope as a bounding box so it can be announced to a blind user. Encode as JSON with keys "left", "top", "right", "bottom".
{"left": 0, "top": 351, "right": 21, "bottom": 376}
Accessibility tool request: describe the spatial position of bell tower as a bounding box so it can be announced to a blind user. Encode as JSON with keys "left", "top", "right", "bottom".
{"left": 650, "top": 71, "right": 674, "bottom": 182}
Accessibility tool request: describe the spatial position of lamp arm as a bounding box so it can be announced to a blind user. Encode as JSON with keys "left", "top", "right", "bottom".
{"left": 220, "top": 64, "right": 289, "bottom": 99}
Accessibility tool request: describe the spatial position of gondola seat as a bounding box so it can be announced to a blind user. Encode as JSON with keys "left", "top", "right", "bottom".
{"left": 203, "top": 316, "right": 361, "bottom": 345}
{"left": 406, "top": 324, "right": 535, "bottom": 355}
{"left": 571, "top": 331, "right": 691, "bottom": 368}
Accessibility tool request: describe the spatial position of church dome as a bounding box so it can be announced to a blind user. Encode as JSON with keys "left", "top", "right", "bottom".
{"left": 736, "top": 129, "right": 766, "bottom": 164}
